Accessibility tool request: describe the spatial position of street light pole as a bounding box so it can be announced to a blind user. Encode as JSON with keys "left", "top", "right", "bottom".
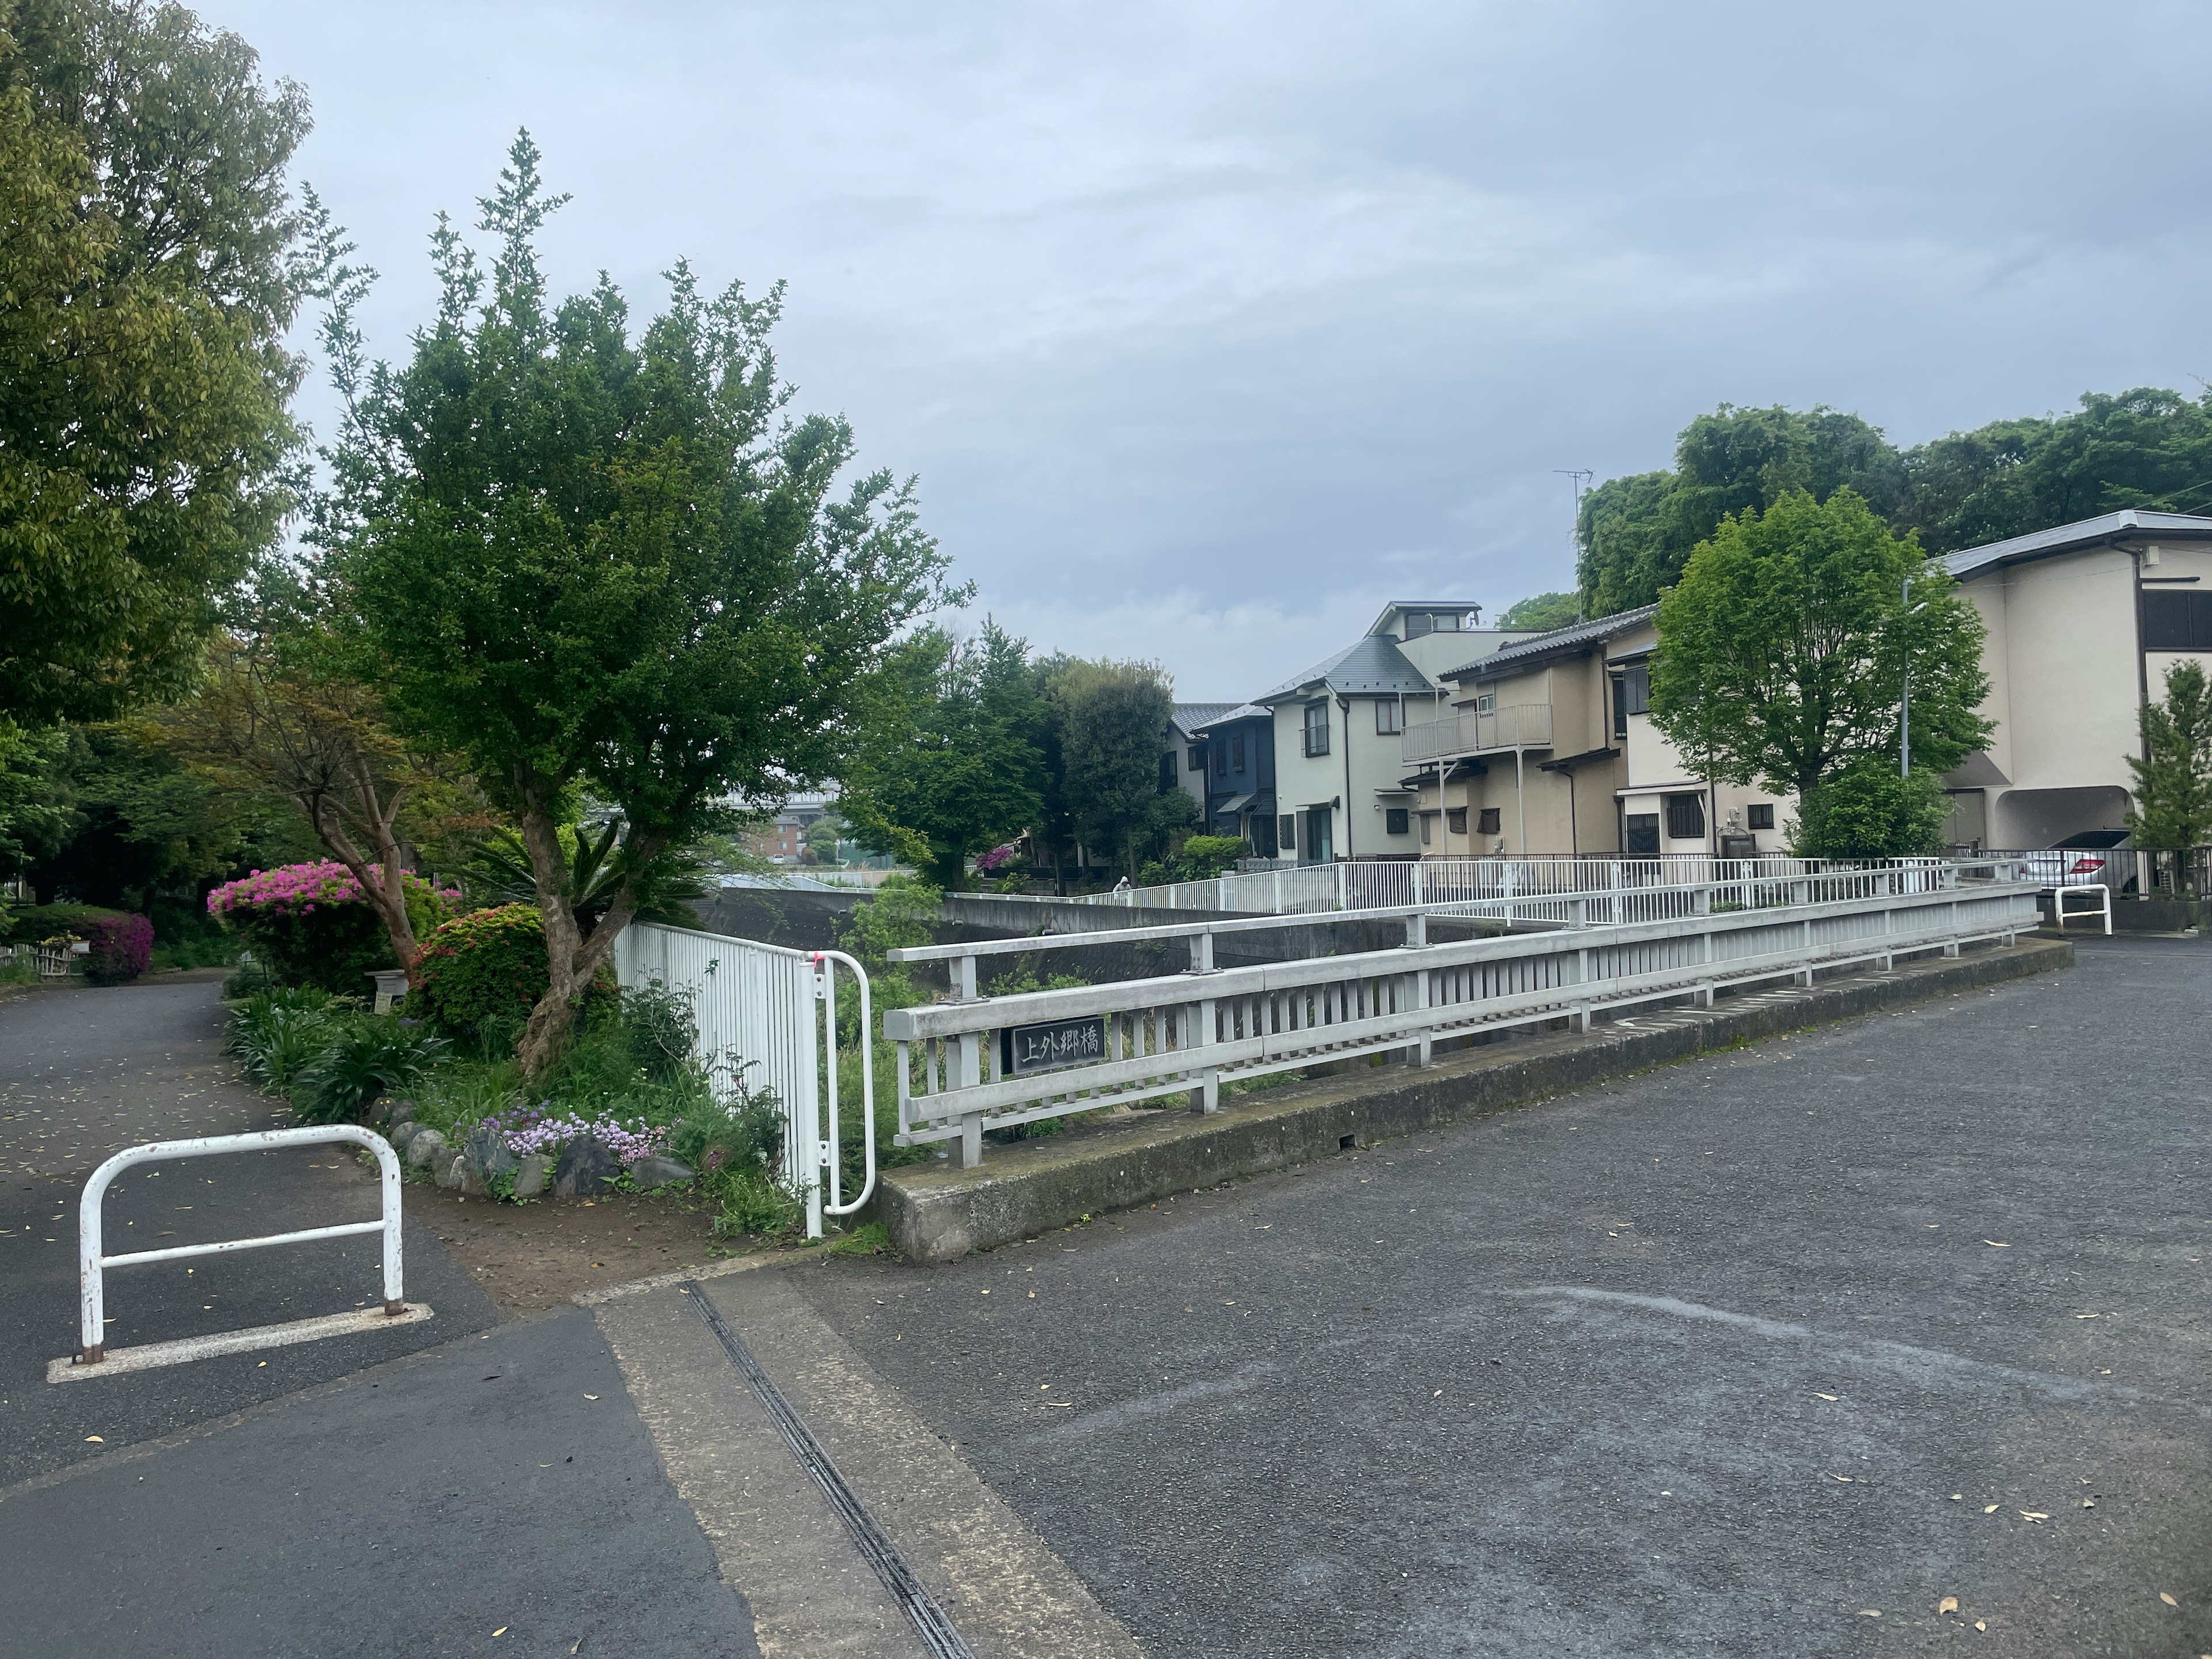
{"left": 1900, "top": 575, "right": 1911, "bottom": 778}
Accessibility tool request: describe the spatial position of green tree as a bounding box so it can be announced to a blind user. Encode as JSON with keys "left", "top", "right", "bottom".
{"left": 1050, "top": 659, "right": 1179, "bottom": 879}
{"left": 1496, "top": 592, "right": 1580, "bottom": 631}
{"left": 0, "top": 717, "right": 70, "bottom": 878}
{"left": 1578, "top": 406, "right": 1906, "bottom": 616}
{"left": 0, "top": 1, "right": 309, "bottom": 722}
{"left": 323, "top": 135, "right": 952, "bottom": 1080}
{"left": 1788, "top": 760, "right": 1950, "bottom": 860}
{"left": 839, "top": 619, "right": 1044, "bottom": 889}
{"left": 2126, "top": 660, "right": 2212, "bottom": 865}
{"left": 1649, "top": 490, "right": 1991, "bottom": 809}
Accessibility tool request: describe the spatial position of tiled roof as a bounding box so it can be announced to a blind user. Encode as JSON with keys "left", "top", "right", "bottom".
{"left": 1445, "top": 604, "right": 1657, "bottom": 680}
{"left": 1169, "top": 701, "right": 1241, "bottom": 735}
{"left": 1261, "top": 634, "right": 1435, "bottom": 701}
{"left": 1190, "top": 702, "right": 1271, "bottom": 730}
{"left": 1944, "top": 510, "right": 2212, "bottom": 578}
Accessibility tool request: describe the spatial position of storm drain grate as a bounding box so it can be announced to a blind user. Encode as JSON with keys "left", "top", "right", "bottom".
{"left": 683, "top": 1283, "right": 976, "bottom": 1659}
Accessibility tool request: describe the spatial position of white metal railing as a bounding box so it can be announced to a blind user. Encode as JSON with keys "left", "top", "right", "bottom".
{"left": 885, "top": 876, "right": 2040, "bottom": 1162}
{"left": 2054, "top": 884, "right": 2112, "bottom": 934}
{"left": 75, "top": 1125, "right": 406, "bottom": 1366}
{"left": 1400, "top": 702, "right": 1554, "bottom": 764}
{"left": 616, "top": 921, "right": 825, "bottom": 1236}
{"left": 1071, "top": 854, "right": 1953, "bottom": 916}
{"left": 811, "top": 949, "right": 876, "bottom": 1218}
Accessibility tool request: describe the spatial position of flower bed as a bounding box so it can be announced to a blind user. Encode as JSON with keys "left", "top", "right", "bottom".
{"left": 207, "top": 861, "right": 461, "bottom": 994}
{"left": 476, "top": 1101, "right": 672, "bottom": 1167}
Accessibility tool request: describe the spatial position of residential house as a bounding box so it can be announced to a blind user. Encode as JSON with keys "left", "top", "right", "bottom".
{"left": 1259, "top": 603, "right": 1532, "bottom": 863}
{"left": 1166, "top": 702, "right": 1240, "bottom": 830}
{"left": 1940, "top": 509, "right": 2212, "bottom": 849}
{"left": 1191, "top": 703, "right": 1278, "bottom": 855}
{"left": 1402, "top": 608, "right": 1790, "bottom": 859}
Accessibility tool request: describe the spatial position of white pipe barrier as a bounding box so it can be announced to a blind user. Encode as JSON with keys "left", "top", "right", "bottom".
{"left": 77, "top": 1124, "right": 403, "bottom": 1365}
{"left": 2054, "top": 883, "right": 2113, "bottom": 935}
{"left": 885, "top": 878, "right": 2041, "bottom": 1164}
{"left": 813, "top": 950, "right": 876, "bottom": 1219}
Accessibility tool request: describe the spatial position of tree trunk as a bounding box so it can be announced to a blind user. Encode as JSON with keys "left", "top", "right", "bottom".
{"left": 310, "top": 761, "right": 419, "bottom": 972}
{"left": 512, "top": 795, "right": 659, "bottom": 1084}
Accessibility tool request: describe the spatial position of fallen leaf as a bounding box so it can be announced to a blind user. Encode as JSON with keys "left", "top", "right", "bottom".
{"left": 1859, "top": 1609, "right": 1881, "bottom": 1617}
{"left": 2162, "top": 1592, "right": 2180, "bottom": 1608}
{"left": 2083, "top": 1499, "right": 2096, "bottom": 1509}
{"left": 1984, "top": 1240, "right": 2010, "bottom": 1248}
{"left": 2019, "top": 1510, "right": 2048, "bottom": 1521}
{"left": 1813, "top": 1392, "right": 1839, "bottom": 1401}
{"left": 84, "top": 1435, "right": 103, "bottom": 1444}
{"left": 583, "top": 1394, "right": 598, "bottom": 1401}
{"left": 1984, "top": 1504, "right": 2001, "bottom": 1514}
{"left": 1974, "top": 1620, "right": 1986, "bottom": 1631}
{"left": 1949, "top": 1493, "right": 1963, "bottom": 1501}
{"left": 1831, "top": 1474, "right": 1854, "bottom": 1483}
{"left": 493, "top": 1628, "right": 507, "bottom": 1638}
{"left": 2076, "top": 1313, "right": 2100, "bottom": 1319}
{"left": 1939, "top": 1596, "right": 1959, "bottom": 1615}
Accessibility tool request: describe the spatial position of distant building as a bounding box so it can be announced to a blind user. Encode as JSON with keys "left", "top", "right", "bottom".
{"left": 1192, "top": 703, "right": 1278, "bottom": 854}
{"left": 1257, "top": 602, "right": 1535, "bottom": 863}
{"left": 741, "top": 790, "right": 837, "bottom": 865}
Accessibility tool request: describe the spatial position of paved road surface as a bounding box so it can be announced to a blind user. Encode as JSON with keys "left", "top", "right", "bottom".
{"left": 785, "top": 936, "right": 2212, "bottom": 1656}
{"left": 6, "top": 941, "right": 2207, "bottom": 1656}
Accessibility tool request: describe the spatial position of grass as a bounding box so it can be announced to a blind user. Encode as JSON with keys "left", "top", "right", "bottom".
{"left": 827, "top": 1221, "right": 896, "bottom": 1258}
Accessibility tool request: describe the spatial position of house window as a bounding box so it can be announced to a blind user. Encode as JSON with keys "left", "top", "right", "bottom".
{"left": 1300, "top": 808, "right": 1333, "bottom": 865}
{"left": 1747, "top": 802, "right": 1775, "bottom": 830}
{"left": 1624, "top": 812, "right": 1660, "bottom": 856}
{"left": 1433, "top": 611, "right": 1463, "bottom": 631}
{"left": 1665, "top": 791, "right": 1706, "bottom": 840}
{"left": 1611, "top": 676, "right": 1628, "bottom": 738}
{"left": 1621, "top": 662, "right": 1652, "bottom": 716}
{"left": 1303, "top": 702, "right": 1331, "bottom": 757}
{"left": 1279, "top": 813, "right": 1297, "bottom": 851}
{"left": 1477, "top": 806, "right": 1502, "bottom": 835}
{"left": 1475, "top": 691, "right": 1496, "bottom": 715}
{"left": 1213, "top": 743, "right": 1228, "bottom": 778}
{"left": 1419, "top": 812, "right": 1433, "bottom": 846}
{"left": 1385, "top": 808, "right": 1410, "bottom": 835}
{"left": 1376, "top": 701, "right": 1403, "bottom": 736}
{"left": 2145, "top": 590, "right": 2212, "bottom": 649}
{"left": 1187, "top": 744, "right": 1205, "bottom": 771}
{"left": 1404, "top": 612, "right": 1433, "bottom": 640}
{"left": 1446, "top": 806, "right": 1468, "bottom": 835}
{"left": 1231, "top": 732, "right": 1245, "bottom": 769}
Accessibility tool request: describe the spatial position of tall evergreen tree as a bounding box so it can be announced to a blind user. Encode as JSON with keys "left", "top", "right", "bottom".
{"left": 2126, "top": 660, "right": 2212, "bottom": 869}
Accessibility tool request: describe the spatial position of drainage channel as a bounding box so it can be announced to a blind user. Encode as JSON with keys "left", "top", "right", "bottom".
{"left": 682, "top": 1283, "right": 976, "bottom": 1659}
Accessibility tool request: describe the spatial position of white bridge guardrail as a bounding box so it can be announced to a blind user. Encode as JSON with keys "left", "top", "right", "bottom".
{"left": 74, "top": 1124, "right": 408, "bottom": 1369}
{"left": 885, "top": 872, "right": 2041, "bottom": 1165}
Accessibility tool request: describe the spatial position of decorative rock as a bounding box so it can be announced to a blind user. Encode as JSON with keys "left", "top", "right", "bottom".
{"left": 464, "top": 1122, "right": 519, "bottom": 1183}
{"left": 553, "top": 1135, "right": 617, "bottom": 1197}
{"left": 512, "top": 1153, "right": 554, "bottom": 1199}
{"left": 386, "top": 1099, "right": 418, "bottom": 1131}
{"left": 628, "top": 1154, "right": 695, "bottom": 1191}
{"left": 404, "top": 1127, "right": 447, "bottom": 1169}
{"left": 434, "top": 1146, "right": 468, "bottom": 1189}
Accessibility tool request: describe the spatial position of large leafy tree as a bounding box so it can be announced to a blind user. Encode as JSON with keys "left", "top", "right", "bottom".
{"left": 840, "top": 619, "right": 1043, "bottom": 890}
{"left": 1050, "top": 660, "right": 1181, "bottom": 879}
{"left": 323, "top": 135, "right": 952, "bottom": 1078}
{"left": 1649, "top": 489, "right": 1991, "bottom": 804}
{"left": 1495, "top": 592, "right": 1580, "bottom": 631}
{"left": 1578, "top": 406, "right": 1905, "bottom": 616}
{"left": 0, "top": 0, "right": 309, "bottom": 723}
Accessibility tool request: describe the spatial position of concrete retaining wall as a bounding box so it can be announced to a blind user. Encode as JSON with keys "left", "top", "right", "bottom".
{"left": 874, "top": 937, "right": 2073, "bottom": 1264}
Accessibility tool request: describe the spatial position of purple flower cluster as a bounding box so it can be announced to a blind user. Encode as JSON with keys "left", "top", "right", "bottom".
{"left": 476, "top": 1102, "right": 670, "bottom": 1167}
{"left": 976, "top": 843, "right": 1018, "bottom": 873}
{"left": 206, "top": 861, "right": 463, "bottom": 920}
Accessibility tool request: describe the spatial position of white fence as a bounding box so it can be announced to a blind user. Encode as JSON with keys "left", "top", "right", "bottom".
{"left": 1071, "top": 854, "right": 1953, "bottom": 919}
{"left": 613, "top": 921, "right": 825, "bottom": 1235}
{"left": 884, "top": 874, "right": 2041, "bottom": 1163}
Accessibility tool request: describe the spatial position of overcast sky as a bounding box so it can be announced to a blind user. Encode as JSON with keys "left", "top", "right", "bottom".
{"left": 213, "top": 1, "right": 2212, "bottom": 699}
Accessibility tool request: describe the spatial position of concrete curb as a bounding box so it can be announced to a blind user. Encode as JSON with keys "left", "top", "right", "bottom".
{"left": 876, "top": 937, "right": 2074, "bottom": 1264}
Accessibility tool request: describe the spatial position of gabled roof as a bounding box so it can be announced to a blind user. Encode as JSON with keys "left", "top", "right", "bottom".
{"left": 1944, "top": 510, "right": 2212, "bottom": 579}
{"left": 1260, "top": 634, "right": 1435, "bottom": 702}
{"left": 1446, "top": 604, "right": 1657, "bottom": 681}
{"left": 1363, "top": 599, "right": 1485, "bottom": 635}
{"left": 1191, "top": 701, "right": 1271, "bottom": 732}
{"left": 1169, "top": 702, "right": 1241, "bottom": 737}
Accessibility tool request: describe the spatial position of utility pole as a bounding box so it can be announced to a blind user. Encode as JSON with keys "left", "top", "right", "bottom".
{"left": 1554, "top": 469, "right": 1593, "bottom": 619}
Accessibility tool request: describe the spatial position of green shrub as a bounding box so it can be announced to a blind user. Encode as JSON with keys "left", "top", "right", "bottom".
{"left": 410, "top": 904, "right": 615, "bottom": 1043}
{"left": 1789, "top": 762, "right": 1949, "bottom": 859}
{"left": 224, "top": 989, "right": 351, "bottom": 1090}
{"left": 206, "top": 862, "right": 460, "bottom": 995}
{"left": 290, "top": 1016, "right": 451, "bottom": 1124}
{"left": 1174, "top": 835, "right": 1248, "bottom": 880}
{"left": 828, "top": 1221, "right": 896, "bottom": 1257}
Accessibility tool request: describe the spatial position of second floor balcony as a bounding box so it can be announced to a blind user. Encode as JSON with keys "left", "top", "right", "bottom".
{"left": 1401, "top": 700, "right": 1553, "bottom": 764}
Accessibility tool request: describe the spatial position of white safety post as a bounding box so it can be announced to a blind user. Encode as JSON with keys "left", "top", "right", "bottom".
{"left": 78, "top": 1124, "right": 403, "bottom": 1366}
{"left": 2055, "top": 882, "right": 2112, "bottom": 935}
{"left": 812, "top": 950, "right": 877, "bottom": 1224}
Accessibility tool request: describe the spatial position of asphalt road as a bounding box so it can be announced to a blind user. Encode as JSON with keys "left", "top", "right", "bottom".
{"left": 786, "top": 935, "right": 2212, "bottom": 1657}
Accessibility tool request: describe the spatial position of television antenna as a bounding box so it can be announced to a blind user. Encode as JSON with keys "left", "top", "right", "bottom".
{"left": 1554, "top": 469, "right": 1593, "bottom": 618}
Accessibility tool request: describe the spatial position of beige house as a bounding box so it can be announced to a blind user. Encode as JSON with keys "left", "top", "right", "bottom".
{"left": 1403, "top": 608, "right": 1791, "bottom": 859}
{"left": 1258, "top": 603, "right": 1532, "bottom": 863}
{"left": 1940, "top": 509, "right": 2212, "bottom": 849}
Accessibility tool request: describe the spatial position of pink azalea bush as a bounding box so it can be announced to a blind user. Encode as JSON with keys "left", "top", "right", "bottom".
{"left": 207, "top": 861, "right": 463, "bottom": 994}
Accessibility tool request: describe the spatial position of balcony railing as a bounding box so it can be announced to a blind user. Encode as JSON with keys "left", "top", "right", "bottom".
{"left": 1401, "top": 701, "right": 1553, "bottom": 764}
